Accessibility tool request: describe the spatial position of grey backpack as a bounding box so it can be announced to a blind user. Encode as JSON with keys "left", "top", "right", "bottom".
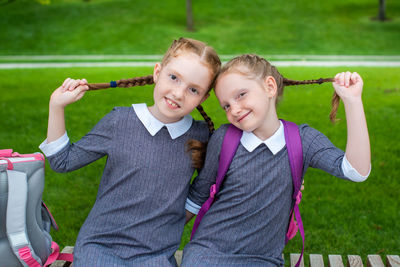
{"left": 0, "top": 149, "right": 71, "bottom": 267}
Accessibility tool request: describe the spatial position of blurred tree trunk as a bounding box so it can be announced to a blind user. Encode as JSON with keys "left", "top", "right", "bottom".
{"left": 378, "top": 0, "right": 386, "bottom": 21}
{"left": 186, "top": 0, "right": 194, "bottom": 31}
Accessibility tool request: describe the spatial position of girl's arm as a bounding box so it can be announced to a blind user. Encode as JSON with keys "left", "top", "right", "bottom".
{"left": 333, "top": 72, "right": 370, "bottom": 176}
{"left": 47, "top": 78, "right": 89, "bottom": 142}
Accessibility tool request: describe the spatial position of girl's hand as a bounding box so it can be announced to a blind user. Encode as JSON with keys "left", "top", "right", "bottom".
{"left": 50, "top": 78, "right": 89, "bottom": 108}
{"left": 332, "top": 72, "right": 363, "bottom": 103}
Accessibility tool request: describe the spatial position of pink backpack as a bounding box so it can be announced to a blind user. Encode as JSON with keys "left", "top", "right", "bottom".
{"left": 190, "top": 120, "right": 305, "bottom": 267}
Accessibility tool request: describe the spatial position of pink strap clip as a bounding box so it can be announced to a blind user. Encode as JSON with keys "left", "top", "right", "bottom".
{"left": 209, "top": 184, "right": 217, "bottom": 198}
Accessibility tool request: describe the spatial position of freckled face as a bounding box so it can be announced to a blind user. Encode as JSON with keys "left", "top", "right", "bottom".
{"left": 215, "top": 72, "right": 274, "bottom": 136}
{"left": 149, "top": 53, "right": 212, "bottom": 124}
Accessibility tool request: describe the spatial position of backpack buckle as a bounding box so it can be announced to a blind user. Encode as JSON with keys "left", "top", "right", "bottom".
{"left": 209, "top": 184, "right": 217, "bottom": 198}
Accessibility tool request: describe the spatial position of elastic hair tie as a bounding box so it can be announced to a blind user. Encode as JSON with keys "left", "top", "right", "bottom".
{"left": 110, "top": 81, "right": 117, "bottom": 88}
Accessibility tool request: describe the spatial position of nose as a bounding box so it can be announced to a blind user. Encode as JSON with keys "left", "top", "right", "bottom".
{"left": 172, "top": 84, "right": 185, "bottom": 100}
{"left": 230, "top": 103, "right": 241, "bottom": 116}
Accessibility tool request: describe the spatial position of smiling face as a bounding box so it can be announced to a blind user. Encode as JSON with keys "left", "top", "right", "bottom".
{"left": 149, "top": 52, "right": 212, "bottom": 124}
{"left": 215, "top": 71, "right": 278, "bottom": 139}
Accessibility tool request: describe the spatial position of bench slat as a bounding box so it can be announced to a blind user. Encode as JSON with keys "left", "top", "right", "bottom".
{"left": 329, "top": 255, "right": 344, "bottom": 267}
{"left": 310, "top": 254, "right": 324, "bottom": 267}
{"left": 290, "top": 253, "right": 305, "bottom": 267}
{"left": 367, "top": 255, "right": 385, "bottom": 267}
{"left": 50, "top": 246, "right": 74, "bottom": 267}
{"left": 175, "top": 250, "right": 183, "bottom": 266}
{"left": 48, "top": 246, "right": 400, "bottom": 267}
{"left": 348, "top": 255, "right": 363, "bottom": 267}
{"left": 386, "top": 255, "right": 400, "bottom": 267}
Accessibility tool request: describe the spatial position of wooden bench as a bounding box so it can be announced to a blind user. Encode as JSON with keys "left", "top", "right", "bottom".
{"left": 50, "top": 247, "right": 400, "bottom": 267}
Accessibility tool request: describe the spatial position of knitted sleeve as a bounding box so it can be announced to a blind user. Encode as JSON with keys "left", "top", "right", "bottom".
{"left": 300, "top": 124, "right": 347, "bottom": 180}
{"left": 46, "top": 108, "right": 118, "bottom": 173}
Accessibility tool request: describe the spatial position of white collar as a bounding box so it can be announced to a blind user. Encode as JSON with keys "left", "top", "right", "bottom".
{"left": 132, "top": 103, "right": 193, "bottom": 139}
{"left": 240, "top": 121, "right": 285, "bottom": 154}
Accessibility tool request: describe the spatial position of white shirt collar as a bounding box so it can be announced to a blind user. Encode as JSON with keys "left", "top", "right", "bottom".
{"left": 132, "top": 103, "right": 193, "bottom": 139}
{"left": 240, "top": 121, "right": 285, "bottom": 154}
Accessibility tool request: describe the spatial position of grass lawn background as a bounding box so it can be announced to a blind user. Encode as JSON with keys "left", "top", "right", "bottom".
{"left": 0, "top": 0, "right": 399, "bottom": 55}
{"left": 1, "top": 0, "right": 399, "bottom": 264}
{"left": 0, "top": 66, "right": 399, "bottom": 264}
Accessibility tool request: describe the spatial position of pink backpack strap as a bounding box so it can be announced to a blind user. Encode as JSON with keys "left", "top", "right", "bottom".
{"left": 281, "top": 119, "right": 304, "bottom": 267}
{"left": 190, "top": 124, "right": 243, "bottom": 239}
{"left": 18, "top": 247, "right": 42, "bottom": 267}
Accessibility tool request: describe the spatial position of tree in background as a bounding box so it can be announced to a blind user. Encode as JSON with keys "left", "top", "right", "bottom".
{"left": 186, "top": 0, "right": 194, "bottom": 31}
{"left": 378, "top": 0, "right": 386, "bottom": 21}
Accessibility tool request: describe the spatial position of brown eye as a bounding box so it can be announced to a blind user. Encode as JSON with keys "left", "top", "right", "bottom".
{"left": 189, "top": 87, "right": 198, "bottom": 94}
{"left": 238, "top": 92, "right": 246, "bottom": 99}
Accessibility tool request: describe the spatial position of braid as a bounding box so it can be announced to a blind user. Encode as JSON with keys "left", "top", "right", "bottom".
{"left": 186, "top": 139, "right": 208, "bottom": 169}
{"left": 185, "top": 104, "right": 214, "bottom": 169}
{"left": 87, "top": 75, "right": 154, "bottom": 90}
{"left": 282, "top": 77, "right": 340, "bottom": 123}
{"left": 283, "top": 77, "right": 334, "bottom": 86}
{"left": 329, "top": 92, "right": 341, "bottom": 123}
{"left": 196, "top": 105, "right": 214, "bottom": 133}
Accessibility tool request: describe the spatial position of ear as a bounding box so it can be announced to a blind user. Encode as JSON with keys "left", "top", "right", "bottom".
{"left": 200, "top": 92, "right": 210, "bottom": 104}
{"left": 153, "top": 62, "right": 162, "bottom": 83}
{"left": 264, "top": 76, "right": 278, "bottom": 98}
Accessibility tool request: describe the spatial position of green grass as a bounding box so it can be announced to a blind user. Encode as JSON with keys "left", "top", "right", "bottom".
{"left": 0, "top": 66, "right": 399, "bottom": 260}
{"left": 0, "top": 0, "right": 400, "bottom": 55}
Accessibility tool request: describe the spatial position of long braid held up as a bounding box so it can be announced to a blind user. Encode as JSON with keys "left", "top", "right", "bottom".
{"left": 329, "top": 92, "right": 341, "bottom": 123}
{"left": 282, "top": 77, "right": 334, "bottom": 86}
{"left": 87, "top": 75, "right": 154, "bottom": 90}
{"left": 283, "top": 77, "right": 340, "bottom": 123}
{"left": 219, "top": 54, "right": 341, "bottom": 123}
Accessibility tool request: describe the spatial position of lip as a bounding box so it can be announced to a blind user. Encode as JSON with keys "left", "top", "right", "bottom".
{"left": 164, "top": 97, "right": 181, "bottom": 109}
{"left": 237, "top": 111, "right": 251, "bottom": 123}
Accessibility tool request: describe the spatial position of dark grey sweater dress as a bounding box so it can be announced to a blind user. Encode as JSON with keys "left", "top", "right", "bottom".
{"left": 46, "top": 106, "right": 209, "bottom": 266}
{"left": 182, "top": 123, "right": 348, "bottom": 267}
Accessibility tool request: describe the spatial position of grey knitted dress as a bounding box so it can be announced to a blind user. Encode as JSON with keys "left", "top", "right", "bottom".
{"left": 45, "top": 106, "right": 209, "bottom": 267}
{"left": 182, "top": 123, "right": 349, "bottom": 267}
